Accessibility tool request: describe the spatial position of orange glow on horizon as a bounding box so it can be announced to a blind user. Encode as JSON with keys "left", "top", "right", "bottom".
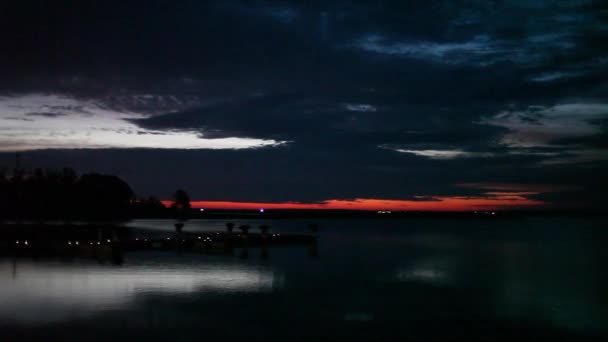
{"left": 162, "top": 194, "right": 544, "bottom": 211}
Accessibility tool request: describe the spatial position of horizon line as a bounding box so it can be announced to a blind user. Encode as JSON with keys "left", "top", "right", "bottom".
{"left": 161, "top": 196, "right": 546, "bottom": 212}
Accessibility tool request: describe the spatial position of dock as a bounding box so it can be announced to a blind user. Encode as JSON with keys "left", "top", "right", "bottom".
{"left": 0, "top": 223, "right": 318, "bottom": 261}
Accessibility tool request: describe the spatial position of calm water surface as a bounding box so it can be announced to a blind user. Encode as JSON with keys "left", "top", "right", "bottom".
{"left": 2, "top": 217, "right": 607, "bottom": 341}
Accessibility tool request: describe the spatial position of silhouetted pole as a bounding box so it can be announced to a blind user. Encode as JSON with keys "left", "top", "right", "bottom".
{"left": 171, "top": 189, "right": 190, "bottom": 253}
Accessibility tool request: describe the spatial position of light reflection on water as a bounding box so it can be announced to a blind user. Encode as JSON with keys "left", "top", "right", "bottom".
{"left": 125, "top": 218, "right": 314, "bottom": 233}
{"left": 396, "top": 259, "right": 453, "bottom": 286}
{"left": 0, "top": 258, "right": 279, "bottom": 325}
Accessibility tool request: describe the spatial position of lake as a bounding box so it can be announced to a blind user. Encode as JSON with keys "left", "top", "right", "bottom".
{"left": 1, "top": 217, "right": 607, "bottom": 341}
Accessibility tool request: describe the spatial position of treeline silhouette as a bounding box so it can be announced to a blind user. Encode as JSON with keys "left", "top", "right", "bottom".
{"left": 0, "top": 167, "right": 176, "bottom": 220}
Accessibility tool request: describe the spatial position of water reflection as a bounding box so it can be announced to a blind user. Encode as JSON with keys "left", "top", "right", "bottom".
{"left": 396, "top": 257, "right": 455, "bottom": 286}
{"left": 390, "top": 232, "right": 607, "bottom": 335}
{"left": 0, "top": 258, "right": 279, "bottom": 325}
{"left": 1, "top": 218, "right": 607, "bottom": 340}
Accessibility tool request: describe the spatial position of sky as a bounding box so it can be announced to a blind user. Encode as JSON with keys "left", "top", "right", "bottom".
{"left": 0, "top": 0, "right": 607, "bottom": 211}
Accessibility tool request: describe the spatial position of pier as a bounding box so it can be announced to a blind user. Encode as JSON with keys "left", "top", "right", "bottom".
{"left": 0, "top": 223, "right": 318, "bottom": 261}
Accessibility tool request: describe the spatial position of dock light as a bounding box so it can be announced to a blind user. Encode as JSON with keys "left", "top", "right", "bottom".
{"left": 90, "top": 242, "right": 93, "bottom": 245}
{"left": 16, "top": 240, "right": 19, "bottom": 244}
{"left": 135, "top": 238, "right": 139, "bottom": 241}
{"left": 24, "top": 240, "right": 28, "bottom": 246}
{"left": 107, "top": 239, "right": 111, "bottom": 243}
{"left": 259, "top": 208, "right": 265, "bottom": 213}
{"left": 75, "top": 241, "right": 79, "bottom": 246}
{"left": 198, "top": 236, "right": 201, "bottom": 239}
{"left": 97, "top": 242, "right": 101, "bottom": 245}
{"left": 491, "top": 212, "right": 496, "bottom": 215}
{"left": 167, "top": 237, "right": 171, "bottom": 240}
{"left": 200, "top": 209, "right": 205, "bottom": 212}
{"left": 68, "top": 241, "right": 72, "bottom": 245}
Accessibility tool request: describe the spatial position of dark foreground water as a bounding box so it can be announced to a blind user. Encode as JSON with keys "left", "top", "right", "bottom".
{"left": 2, "top": 217, "right": 607, "bottom": 341}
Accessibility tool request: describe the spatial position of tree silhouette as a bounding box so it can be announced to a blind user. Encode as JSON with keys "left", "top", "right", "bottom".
{"left": 172, "top": 189, "right": 191, "bottom": 220}
{"left": 0, "top": 168, "right": 145, "bottom": 219}
{"left": 76, "top": 174, "right": 135, "bottom": 218}
{"left": 0, "top": 166, "right": 181, "bottom": 219}
{"left": 172, "top": 189, "right": 191, "bottom": 210}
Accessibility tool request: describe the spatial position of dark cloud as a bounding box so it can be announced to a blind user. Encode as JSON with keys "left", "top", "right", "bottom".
{"left": 0, "top": 0, "right": 606, "bottom": 208}
{"left": 25, "top": 112, "right": 68, "bottom": 118}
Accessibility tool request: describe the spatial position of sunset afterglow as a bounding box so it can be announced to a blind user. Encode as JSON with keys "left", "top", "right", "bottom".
{"left": 162, "top": 194, "right": 544, "bottom": 211}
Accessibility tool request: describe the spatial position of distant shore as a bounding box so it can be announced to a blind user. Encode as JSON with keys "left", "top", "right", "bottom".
{"left": 2, "top": 208, "right": 606, "bottom": 223}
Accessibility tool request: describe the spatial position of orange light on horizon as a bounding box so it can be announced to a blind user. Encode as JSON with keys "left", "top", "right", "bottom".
{"left": 161, "top": 194, "right": 544, "bottom": 211}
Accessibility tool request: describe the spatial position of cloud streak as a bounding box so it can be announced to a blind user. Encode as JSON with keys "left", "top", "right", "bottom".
{"left": 477, "top": 103, "right": 608, "bottom": 164}
{"left": 389, "top": 148, "right": 495, "bottom": 160}
{"left": 0, "top": 94, "right": 285, "bottom": 151}
{"left": 481, "top": 103, "right": 608, "bottom": 147}
{"left": 352, "top": 34, "right": 506, "bottom": 66}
